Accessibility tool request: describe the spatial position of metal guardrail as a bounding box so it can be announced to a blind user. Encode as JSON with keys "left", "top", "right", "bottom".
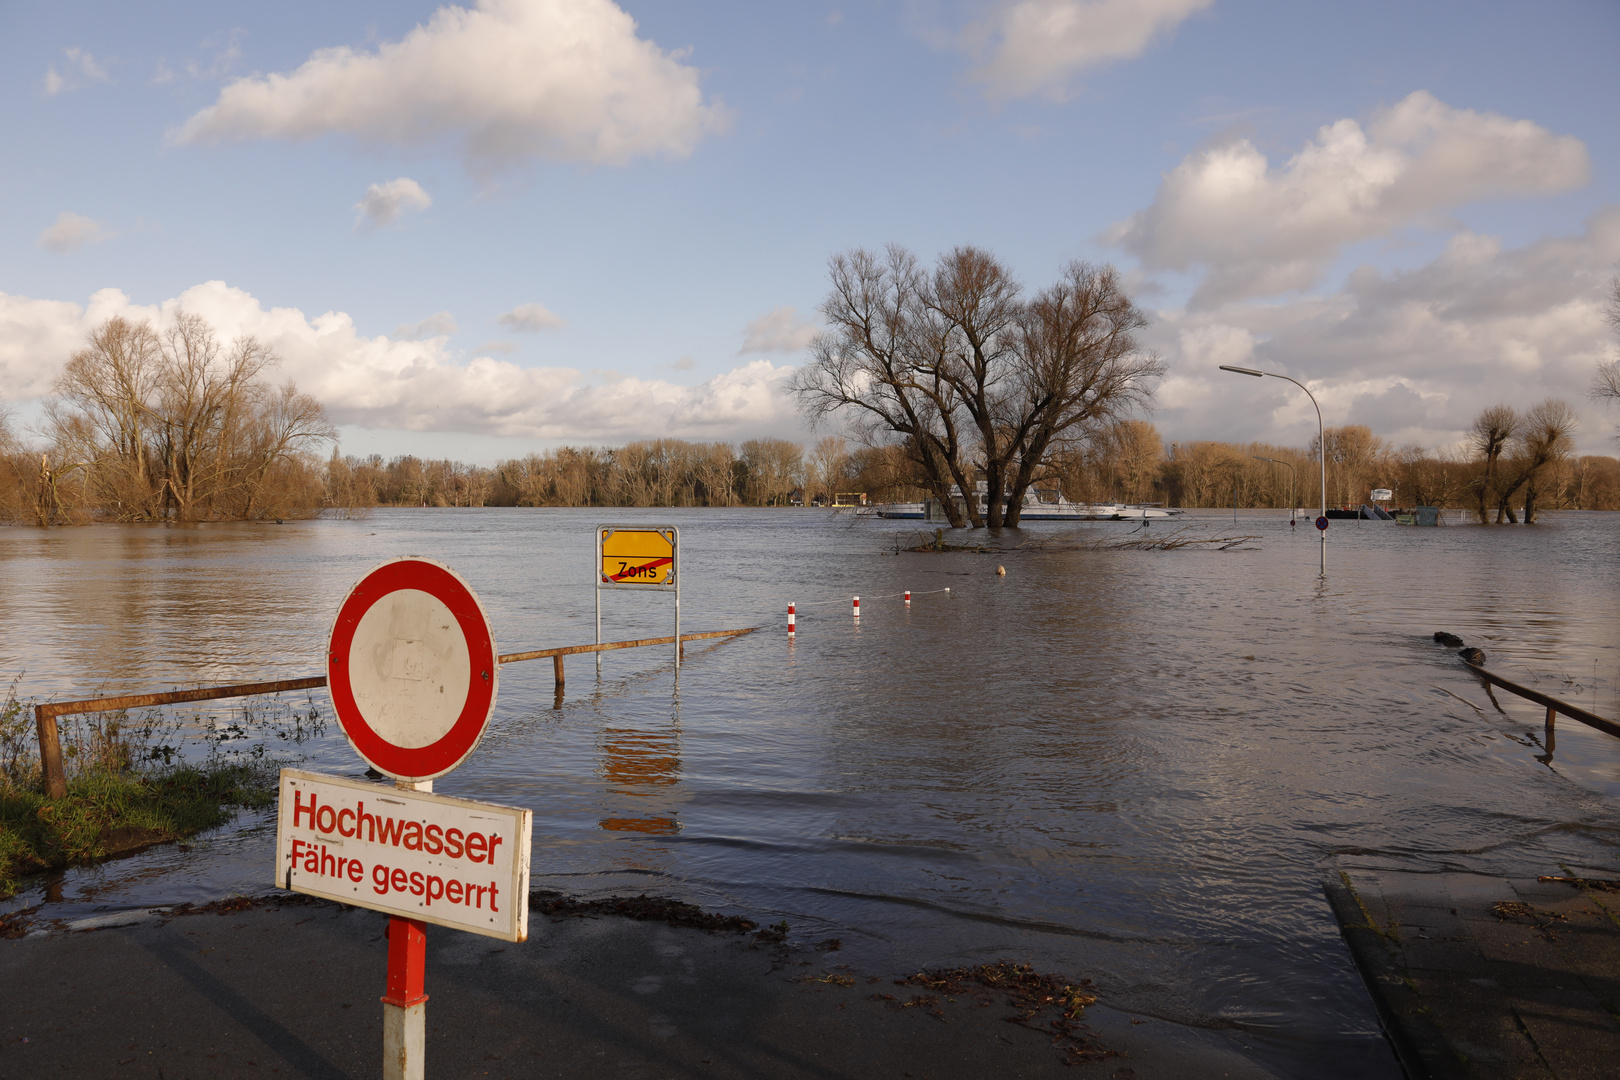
{"left": 33, "top": 626, "right": 757, "bottom": 799}
{"left": 1461, "top": 659, "right": 1620, "bottom": 744}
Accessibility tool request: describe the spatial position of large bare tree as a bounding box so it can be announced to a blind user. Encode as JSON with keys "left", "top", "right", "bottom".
{"left": 793, "top": 246, "right": 1161, "bottom": 527}
{"left": 43, "top": 313, "right": 334, "bottom": 521}
{"left": 791, "top": 247, "right": 980, "bottom": 526}
{"left": 997, "top": 262, "right": 1161, "bottom": 525}
{"left": 1495, "top": 399, "right": 1577, "bottom": 523}
{"left": 1468, "top": 404, "right": 1519, "bottom": 523}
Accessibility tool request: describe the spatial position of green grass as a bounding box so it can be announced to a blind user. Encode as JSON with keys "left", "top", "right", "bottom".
{"left": 0, "top": 762, "right": 275, "bottom": 899}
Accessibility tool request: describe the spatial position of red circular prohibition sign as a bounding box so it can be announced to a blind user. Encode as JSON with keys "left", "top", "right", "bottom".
{"left": 327, "top": 558, "right": 498, "bottom": 781}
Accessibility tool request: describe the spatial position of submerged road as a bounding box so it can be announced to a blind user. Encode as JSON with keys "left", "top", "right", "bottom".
{"left": 0, "top": 895, "right": 1274, "bottom": 1080}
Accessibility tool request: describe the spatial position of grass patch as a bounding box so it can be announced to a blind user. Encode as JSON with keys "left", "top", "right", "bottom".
{"left": 0, "top": 676, "right": 325, "bottom": 899}
{"left": 0, "top": 762, "right": 275, "bottom": 898}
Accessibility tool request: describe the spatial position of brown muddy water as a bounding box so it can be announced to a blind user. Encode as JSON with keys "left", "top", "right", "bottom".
{"left": 3, "top": 508, "right": 1619, "bottom": 1077}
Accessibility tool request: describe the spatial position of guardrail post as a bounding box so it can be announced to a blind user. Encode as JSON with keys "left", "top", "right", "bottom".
{"left": 35, "top": 704, "right": 67, "bottom": 799}
{"left": 23, "top": 629, "right": 757, "bottom": 802}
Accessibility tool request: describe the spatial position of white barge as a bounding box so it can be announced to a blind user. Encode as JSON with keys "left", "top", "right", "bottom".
{"left": 872, "top": 484, "right": 1181, "bottom": 522}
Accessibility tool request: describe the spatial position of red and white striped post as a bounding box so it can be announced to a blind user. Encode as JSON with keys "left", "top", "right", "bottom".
{"left": 788, "top": 603, "right": 796, "bottom": 638}
{"left": 382, "top": 915, "right": 428, "bottom": 1080}
{"left": 904, "top": 591, "right": 911, "bottom": 607}
{"left": 852, "top": 596, "right": 860, "bottom": 620}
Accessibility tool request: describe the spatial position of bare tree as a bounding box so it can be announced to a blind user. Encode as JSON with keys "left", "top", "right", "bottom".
{"left": 794, "top": 247, "right": 1160, "bottom": 527}
{"left": 1496, "top": 399, "right": 1577, "bottom": 522}
{"left": 1468, "top": 405, "right": 1519, "bottom": 523}
{"left": 45, "top": 317, "right": 164, "bottom": 516}
{"left": 792, "top": 247, "right": 979, "bottom": 526}
{"left": 998, "top": 263, "right": 1161, "bottom": 525}
{"left": 1592, "top": 273, "right": 1620, "bottom": 416}
{"left": 43, "top": 314, "right": 334, "bottom": 521}
{"left": 923, "top": 247, "right": 1027, "bottom": 526}
{"left": 739, "top": 438, "right": 804, "bottom": 505}
{"left": 805, "top": 435, "right": 849, "bottom": 505}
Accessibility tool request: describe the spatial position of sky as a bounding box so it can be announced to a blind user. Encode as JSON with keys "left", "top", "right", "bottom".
{"left": 3, "top": 0, "right": 1618, "bottom": 462}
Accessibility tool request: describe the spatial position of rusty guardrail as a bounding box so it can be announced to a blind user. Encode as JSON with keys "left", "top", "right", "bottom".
{"left": 1461, "top": 658, "right": 1620, "bottom": 748}
{"left": 33, "top": 626, "right": 757, "bottom": 799}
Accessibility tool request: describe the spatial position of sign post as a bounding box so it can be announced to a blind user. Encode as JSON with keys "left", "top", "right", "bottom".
{"left": 595, "top": 525, "right": 681, "bottom": 675}
{"left": 281, "top": 557, "right": 530, "bottom": 1080}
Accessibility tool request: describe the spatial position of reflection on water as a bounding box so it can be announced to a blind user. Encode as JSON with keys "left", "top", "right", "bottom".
{"left": 599, "top": 723, "right": 682, "bottom": 837}
{"left": 3, "top": 509, "right": 1620, "bottom": 1078}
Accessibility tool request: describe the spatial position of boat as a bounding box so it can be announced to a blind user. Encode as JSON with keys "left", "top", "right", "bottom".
{"left": 872, "top": 483, "right": 1182, "bottom": 522}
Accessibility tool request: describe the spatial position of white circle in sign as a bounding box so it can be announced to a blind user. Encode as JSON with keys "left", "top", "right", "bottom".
{"left": 345, "top": 588, "right": 471, "bottom": 749}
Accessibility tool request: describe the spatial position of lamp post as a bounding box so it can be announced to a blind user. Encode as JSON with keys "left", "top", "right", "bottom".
{"left": 1252, "top": 456, "right": 1297, "bottom": 522}
{"left": 1221, "top": 365, "right": 1326, "bottom": 574}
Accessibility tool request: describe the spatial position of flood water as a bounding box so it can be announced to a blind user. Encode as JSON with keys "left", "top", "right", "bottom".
{"left": 4, "top": 508, "right": 1619, "bottom": 1077}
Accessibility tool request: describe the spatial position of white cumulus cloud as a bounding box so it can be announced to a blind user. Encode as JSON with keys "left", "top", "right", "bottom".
{"left": 1148, "top": 207, "right": 1620, "bottom": 454}
{"left": 0, "top": 281, "right": 807, "bottom": 443}
{"left": 738, "top": 305, "right": 819, "bottom": 354}
{"left": 169, "top": 0, "right": 729, "bottom": 173}
{"left": 355, "top": 178, "right": 432, "bottom": 230}
{"left": 966, "top": 0, "right": 1212, "bottom": 101}
{"left": 1109, "top": 91, "right": 1591, "bottom": 308}
{"left": 37, "top": 211, "right": 109, "bottom": 253}
{"left": 497, "top": 302, "right": 565, "bottom": 332}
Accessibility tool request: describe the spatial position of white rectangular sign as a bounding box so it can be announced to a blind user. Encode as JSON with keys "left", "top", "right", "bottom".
{"left": 274, "top": 769, "right": 532, "bottom": 942}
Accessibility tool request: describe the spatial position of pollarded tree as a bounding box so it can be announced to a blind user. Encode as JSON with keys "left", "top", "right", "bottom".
{"left": 1468, "top": 404, "right": 1519, "bottom": 523}
{"left": 1495, "top": 399, "right": 1578, "bottom": 522}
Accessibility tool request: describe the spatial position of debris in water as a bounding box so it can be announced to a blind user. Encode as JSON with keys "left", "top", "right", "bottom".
{"left": 1538, "top": 875, "right": 1620, "bottom": 893}
{"left": 1458, "top": 647, "right": 1487, "bottom": 665}
{"left": 893, "top": 961, "right": 1116, "bottom": 1065}
{"left": 529, "top": 890, "right": 758, "bottom": 934}
{"left": 996, "top": 565, "right": 1006, "bottom": 576}
{"left": 1433, "top": 632, "right": 1464, "bottom": 647}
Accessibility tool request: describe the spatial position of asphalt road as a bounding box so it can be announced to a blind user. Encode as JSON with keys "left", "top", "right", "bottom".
{"left": 0, "top": 896, "right": 1276, "bottom": 1080}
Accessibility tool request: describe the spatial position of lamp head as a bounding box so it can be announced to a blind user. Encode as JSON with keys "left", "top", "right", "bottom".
{"left": 1219, "top": 365, "right": 1264, "bottom": 377}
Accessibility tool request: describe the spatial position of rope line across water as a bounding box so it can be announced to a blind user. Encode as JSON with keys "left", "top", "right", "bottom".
{"left": 788, "top": 588, "right": 952, "bottom": 607}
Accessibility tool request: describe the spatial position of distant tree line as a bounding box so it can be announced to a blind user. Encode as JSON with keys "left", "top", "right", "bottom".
{"left": 7, "top": 408, "right": 1620, "bottom": 524}
{"left": 3, "top": 314, "right": 334, "bottom": 525}
{"left": 322, "top": 436, "right": 901, "bottom": 511}
{"left": 6, "top": 284, "right": 1620, "bottom": 524}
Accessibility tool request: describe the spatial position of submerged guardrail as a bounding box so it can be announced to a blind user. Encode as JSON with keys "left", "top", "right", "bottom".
{"left": 1461, "top": 657, "right": 1620, "bottom": 747}
{"left": 33, "top": 626, "right": 757, "bottom": 799}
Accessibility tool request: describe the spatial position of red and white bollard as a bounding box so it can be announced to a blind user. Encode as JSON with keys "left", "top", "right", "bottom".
{"left": 788, "top": 603, "right": 796, "bottom": 638}
{"left": 852, "top": 596, "right": 860, "bottom": 620}
{"left": 904, "top": 590, "right": 911, "bottom": 607}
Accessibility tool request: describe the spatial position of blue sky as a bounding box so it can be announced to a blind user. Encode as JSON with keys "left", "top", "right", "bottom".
{"left": 4, "top": 0, "right": 1618, "bottom": 460}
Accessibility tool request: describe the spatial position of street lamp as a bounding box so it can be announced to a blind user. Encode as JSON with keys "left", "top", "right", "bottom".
{"left": 1221, "top": 365, "right": 1327, "bottom": 574}
{"left": 1252, "top": 456, "right": 1296, "bottom": 523}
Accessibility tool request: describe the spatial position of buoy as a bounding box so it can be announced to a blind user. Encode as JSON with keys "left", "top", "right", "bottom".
{"left": 853, "top": 595, "right": 860, "bottom": 619}
{"left": 996, "top": 565, "right": 1006, "bottom": 576}
{"left": 904, "top": 590, "right": 911, "bottom": 606}
{"left": 788, "top": 603, "right": 796, "bottom": 638}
